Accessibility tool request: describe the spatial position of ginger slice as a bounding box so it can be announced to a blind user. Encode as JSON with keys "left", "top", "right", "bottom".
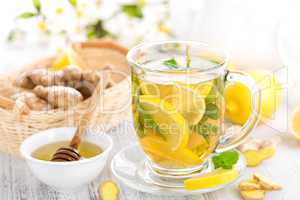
{"left": 243, "top": 147, "right": 275, "bottom": 167}
{"left": 240, "top": 190, "right": 265, "bottom": 200}
{"left": 99, "top": 180, "right": 119, "bottom": 200}
{"left": 239, "top": 178, "right": 261, "bottom": 190}
{"left": 253, "top": 173, "right": 282, "bottom": 191}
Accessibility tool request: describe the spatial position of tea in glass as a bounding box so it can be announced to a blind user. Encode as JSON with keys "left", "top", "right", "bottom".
{"left": 132, "top": 54, "right": 224, "bottom": 170}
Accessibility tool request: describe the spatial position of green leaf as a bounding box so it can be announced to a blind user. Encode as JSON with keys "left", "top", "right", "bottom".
{"left": 32, "top": 0, "right": 41, "bottom": 13}
{"left": 211, "top": 125, "right": 218, "bottom": 133}
{"left": 134, "top": 112, "right": 144, "bottom": 138}
{"left": 163, "top": 58, "right": 178, "bottom": 68}
{"left": 17, "top": 12, "right": 37, "bottom": 19}
{"left": 86, "top": 20, "right": 111, "bottom": 39}
{"left": 204, "top": 103, "right": 219, "bottom": 120}
{"left": 137, "top": 106, "right": 166, "bottom": 140}
{"left": 68, "top": 0, "right": 77, "bottom": 7}
{"left": 191, "top": 122, "right": 218, "bottom": 144}
{"left": 121, "top": 4, "right": 143, "bottom": 18}
{"left": 212, "top": 151, "right": 239, "bottom": 169}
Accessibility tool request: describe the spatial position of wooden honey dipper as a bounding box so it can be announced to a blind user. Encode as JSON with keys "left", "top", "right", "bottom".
{"left": 51, "top": 79, "right": 104, "bottom": 162}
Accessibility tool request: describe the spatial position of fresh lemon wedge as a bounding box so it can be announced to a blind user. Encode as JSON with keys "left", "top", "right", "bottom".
{"left": 139, "top": 95, "right": 189, "bottom": 151}
{"left": 141, "top": 134, "right": 202, "bottom": 167}
{"left": 184, "top": 168, "right": 239, "bottom": 190}
{"left": 140, "top": 82, "right": 206, "bottom": 125}
{"left": 225, "top": 70, "right": 283, "bottom": 124}
{"left": 50, "top": 53, "right": 72, "bottom": 71}
{"left": 291, "top": 106, "right": 300, "bottom": 140}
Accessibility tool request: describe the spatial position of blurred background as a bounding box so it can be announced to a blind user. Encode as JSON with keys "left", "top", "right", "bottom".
{"left": 0, "top": 0, "right": 299, "bottom": 131}
{"left": 0, "top": 0, "right": 297, "bottom": 70}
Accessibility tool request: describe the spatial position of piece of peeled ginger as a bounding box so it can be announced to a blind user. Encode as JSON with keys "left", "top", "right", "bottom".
{"left": 243, "top": 147, "right": 275, "bottom": 167}
{"left": 99, "top": 180, "right": 119, "bottom": 200}
{"left": 253, "top": 173, "right": 282, "bottom": 191}
{"left": 239, "top": 178, "right": 261, "bottom": 190}
{"left": 240, "top": 190, "right": 265, "bottom": 200}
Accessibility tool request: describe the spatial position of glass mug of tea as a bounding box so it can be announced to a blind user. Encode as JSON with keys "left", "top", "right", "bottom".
{"left": 127, "top": 41, "right": 261, "bottom": 184}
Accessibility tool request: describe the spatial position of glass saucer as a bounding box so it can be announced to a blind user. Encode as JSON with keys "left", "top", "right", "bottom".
{"left": 111, "top": 143, "right": 246, "bottom": 196}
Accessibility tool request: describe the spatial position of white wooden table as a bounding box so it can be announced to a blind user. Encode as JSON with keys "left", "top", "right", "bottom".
{"left": 0, "top": 119, "right": 299, "bottom": 200}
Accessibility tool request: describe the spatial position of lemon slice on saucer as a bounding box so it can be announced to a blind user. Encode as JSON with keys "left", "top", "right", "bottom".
{"left": 184, "top": 168, "right": 239, "bottom": 190}
{"left": 139, "top": 95, "right": 189, "bottom": 151}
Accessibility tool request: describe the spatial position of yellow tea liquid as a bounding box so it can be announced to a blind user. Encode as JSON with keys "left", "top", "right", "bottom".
{"left": 32, "top": 141, "right": 103, "bottom": 161}
{"left": 132, "top": 56, "right": 224, "bottom": 169}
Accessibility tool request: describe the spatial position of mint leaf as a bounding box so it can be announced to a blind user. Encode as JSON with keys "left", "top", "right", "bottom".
{"left": 134, "top": 112, "right": 144, "bottom": 138}
{"left": 163, "top": 58, "right": 178, "bottom": 68}
{"left": 17, "top": 12, "right": 37, "bottom": 19}
{"left": 204, "top": 103, "right": 219, "bottom": 120}
{"left": 190, "top": 123, "right": 218, "bottom": 144}
{"left": 32, "top": 0, "right": 41, "bottom": 13}
{"left": 212, "top": 151, "right": 239, "bottom": 169}
{"left": 121, "top": 4, "right": 143, "bottom": 18}
{"left": 143, "top": 113, "right": 160, "bottom": 134}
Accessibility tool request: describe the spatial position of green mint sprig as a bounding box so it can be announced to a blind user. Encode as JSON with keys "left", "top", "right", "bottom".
{"left": 163, "top": 58, "right": 178, "bottom": 69}
{"left": 212, "top": 151, "right": 239, "bottom": 169}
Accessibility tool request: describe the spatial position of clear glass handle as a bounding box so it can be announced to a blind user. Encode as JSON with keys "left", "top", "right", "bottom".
{"left": 215, "top": 70, "right": 262, "bottom": 153}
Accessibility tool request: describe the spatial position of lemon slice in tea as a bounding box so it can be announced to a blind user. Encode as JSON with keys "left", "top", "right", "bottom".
{"left": 176, "top": 80, "right": 213, "bottom": 98}
{"left": 140, "top": 79, "right": 213, "bottom": 98}
{"left": 139, "top": 95, "right": 189, "bottom": 151}
{"left": 167, "top": 85, "right": 206, "bottom": 125}
{"left": 140, "top": 82, "right": 206, "bottom": 125}
{"left": 141, "top": 134, "right": 202, "bottom": 167}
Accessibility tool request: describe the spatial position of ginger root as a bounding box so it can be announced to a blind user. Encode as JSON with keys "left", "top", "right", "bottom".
{"left": 238, "top": 137, "right": 280, "bottom": 167}
{"left": 253, "top": 173, "right": 282, "bottom": 190}
{"left": 33, "top": 85, "right": 83, "bottom": 109}
{"left": 0, "top": 95, "right": 30, "bottom": 115}
{"left": 15, "top": 65, "right": 111, "bottom": 99}
{"left": 239, "top": 179, "right": 261, "bottom": 190}
{"left": 238, "top": 137, "right": 281, "bottom": 152}
{"left": 11, "top": 91, "right": 49, "bottom": 111}
{"left": 239, "top": 173, "right": 282, "bottom": 200}
{"left": 15, "top": 72, "right": 35, "bottom": 89}
{"left": 243, "top": 147, "right": 275, "bottom": 167}
{"left": 240, "top": 190, "right": 265, "bottom": 200}
{"left": 99, "top": 180, "right": 119, "bottom": 200}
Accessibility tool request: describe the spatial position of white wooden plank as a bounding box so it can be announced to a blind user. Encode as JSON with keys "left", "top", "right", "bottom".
{"left": 0, "top": 121, "right": 299, "bottom": 199}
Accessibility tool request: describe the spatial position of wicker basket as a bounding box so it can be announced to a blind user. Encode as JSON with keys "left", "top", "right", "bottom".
{"left": 0, "top": 40, "right": 131, "bottom": 155}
